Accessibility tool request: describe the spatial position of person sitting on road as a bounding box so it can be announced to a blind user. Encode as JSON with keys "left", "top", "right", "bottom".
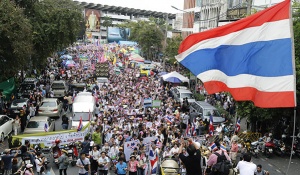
{"left": 255, "top": 164, "right": 269, "bottom": 175}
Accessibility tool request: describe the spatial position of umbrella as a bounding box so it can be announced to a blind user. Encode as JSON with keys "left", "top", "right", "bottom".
{"left": 165, "top": 77, "right": 182, "bottom": 83}
{"left": 158, "top": 72, "right": 168, "bottom": 76}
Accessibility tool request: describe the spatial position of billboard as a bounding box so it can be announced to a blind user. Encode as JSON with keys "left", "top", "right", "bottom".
{"left": 85, "top": 9, "right": 100, "bottom": 39}
{"left": 107, "top": 27, "right": 130, "bottom": 43}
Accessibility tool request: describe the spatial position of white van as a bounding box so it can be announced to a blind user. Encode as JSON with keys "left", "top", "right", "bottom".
{"left": 171, "top": 86, "right": 196, "bottom": 104}
{"left": 190, "top": 101, "right": 225, "bottom": 125}
{"left": 71, "top": 95, "right": 96, "bottom": 129}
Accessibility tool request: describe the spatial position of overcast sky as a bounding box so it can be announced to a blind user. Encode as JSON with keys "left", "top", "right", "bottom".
{"left": 78, "top": 0, "right": 284, "bottom": 13}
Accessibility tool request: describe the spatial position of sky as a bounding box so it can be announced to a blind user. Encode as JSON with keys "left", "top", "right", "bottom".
{"left": 78, "top": 0, "right": 184, "bottom": 13}
{"left": 78, "top": 0, "right": 284, "bottom": 13}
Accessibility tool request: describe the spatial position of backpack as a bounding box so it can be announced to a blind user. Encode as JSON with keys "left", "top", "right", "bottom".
{"left": 211, "top": 151, "right": 232, "bottom": 175}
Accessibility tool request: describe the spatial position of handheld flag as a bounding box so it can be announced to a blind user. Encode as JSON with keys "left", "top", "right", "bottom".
{"left": 236, "top": 118, "right": 241, "bottom": 133}
{"left": 77, "top": 117, "right": 83, "bottom": 131}
{"left": 149, "top": 147, "right": 158, "bottom": 174}
{"left": 176, "top": 0, "right": 295, "bottom": 108}
{"left": 44, "top": 123, "right": 49, "bottom": 132}
{"left": 209, "top": 142, "right": 218, "bottom": 151}
{"left": 209, "top": 115, "right": 214, "bottom": 136}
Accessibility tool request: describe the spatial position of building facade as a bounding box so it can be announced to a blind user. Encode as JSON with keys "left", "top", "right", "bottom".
{"left": 74, "top": 1, "right": 175, "bottom": 43}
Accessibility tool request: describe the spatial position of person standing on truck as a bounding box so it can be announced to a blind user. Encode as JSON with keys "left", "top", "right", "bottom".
{"left": 64, "top": 93, "right": 73, "bottom": 112}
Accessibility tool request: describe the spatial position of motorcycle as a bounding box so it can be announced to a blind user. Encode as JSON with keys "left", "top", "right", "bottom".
{"left": 265, "top": 141, "right": 275, "bottom": 158}
{"left": 250, "top": 142, "right": 259, "bottom": 158}
{"left": 52, "top": 144, "right": 64, "bottom": 168}
{"left": 65, "top": 142, "right": 79, "bottom": 166}
{"left": 273, "top": 139, "right": 286, "bottom": 157}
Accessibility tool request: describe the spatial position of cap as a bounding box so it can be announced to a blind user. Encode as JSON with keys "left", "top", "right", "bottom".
{"left": 26, "top": 164, "right": 33, "bottom": 168}
{"left": 62, "top": 149, "right": 68, "bottom": 154}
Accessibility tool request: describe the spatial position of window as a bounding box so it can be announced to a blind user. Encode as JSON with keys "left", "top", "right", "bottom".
{"left": 0, "top": 117, "right": 5, "bottom": 126}
{"left": 27, "top": 121, "right": 42, "bottom": 128}
{"left": 41, "top": 102, "right": 56, "bottom": 107}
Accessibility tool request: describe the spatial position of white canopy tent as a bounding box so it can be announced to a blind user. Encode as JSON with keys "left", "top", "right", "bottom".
{"left": 161, "top": 71, "right": 189, "bottom": 83}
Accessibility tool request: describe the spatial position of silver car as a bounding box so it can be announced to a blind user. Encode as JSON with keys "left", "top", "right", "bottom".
{"left": 51, "top": 80, "right": 68, "bottom": 97}
{"left": 38, "top": 98, "right": 62, "bottom": 118}
{"left": 23, "top": 116, "right": 55, "bottom": 134}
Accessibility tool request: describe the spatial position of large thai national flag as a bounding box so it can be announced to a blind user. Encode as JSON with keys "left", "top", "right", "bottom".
{"left": 176, "top": 0, "right": 295, "bottom": 108}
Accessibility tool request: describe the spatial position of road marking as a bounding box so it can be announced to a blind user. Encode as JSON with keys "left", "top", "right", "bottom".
{"left": 268, "top": 163, "right": 273, "bottom": 167}
{"left": 276, "top": 169, "right": 281, "bottom": 173}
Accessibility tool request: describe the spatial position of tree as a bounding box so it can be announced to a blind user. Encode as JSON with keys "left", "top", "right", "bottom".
{"left": 102, "top": 16, "right": 113, "bottom": 42}
{"left": 118, "top": 19, "right": 164, "bottom": 59}
{"left": 0, "top": 0, "right": 33, "bottom": 81}
{"left": 165, "top": 36, "right": 182, "bottom": 64}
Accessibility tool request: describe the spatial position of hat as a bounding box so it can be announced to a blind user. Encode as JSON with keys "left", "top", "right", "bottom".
{"left": 62, "top": 149, "right": 68, "bottom": 154}
{"left": 26, "top": 164, "right": 33, "bottom": 168}
{"left": 4, "top": 149, "right": 10, "bottom": 153}
{"left": 130, "top": 155, "right": 136, "bottom": 159}
{"left": 204, "top": 150, "right": 211, "bottom": 156}
{"left": 196, "top": 117, "right": 200, "bottom": 120}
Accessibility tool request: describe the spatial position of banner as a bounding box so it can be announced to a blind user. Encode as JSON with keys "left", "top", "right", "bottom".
{"left": 85, "top": 9, "right": 101, "bottom": 32}
{"left": 107, "top": 27, "right": 130, "bottom": 43}
{"left": 124, "top": 140, "right": 140, "bottom": 161}
{"left": 142, "top": 136, "right": 157, "bottom": 156}
{"left": 12, "top": 123, "right": 90, "bottom": 147}
{"left": 152, "top": 100, "right": 161, "bottom": 108}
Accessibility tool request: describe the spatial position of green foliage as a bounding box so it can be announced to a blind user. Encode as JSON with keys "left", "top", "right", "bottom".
{"left": 0, "top": 0, "right": 83, "bottom": 80}
{"left": 118, "top": 20, "right": 164, "bottom": 59}
{"left": 166, "top": 36, "right": 182, "bottom": 59}
{"left": 102, "top": 16, "right": 113, "bottom": 28}
{"left": 0, "top": 0, "right": 33, "bottom": 81}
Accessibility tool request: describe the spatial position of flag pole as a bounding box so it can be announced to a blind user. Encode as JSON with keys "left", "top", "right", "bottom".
{"left": 286, "top": 0, "right": 297, "bottom": 174}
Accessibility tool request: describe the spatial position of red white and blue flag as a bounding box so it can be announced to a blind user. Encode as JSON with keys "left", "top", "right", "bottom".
{"left": 176, "top": 0, "right": 295, "bottom": 108}
{"left": 236, "top": 118, "right": 241, "bottom": 133}
{"left": 210, "top": 142, "right": 218, "bottom": 151}
{"left": 191, "top": 123, "right": 197, "bottom": 136}
{"left": 77, "top": 117, "right": 83, "bottom": 131}
{"left": 44, "top": 123, "right": 49, "bottom": 132}
{"left": 149, "top": 147, "right": 158, "bottom": 175}
{"left": 209, "top": 115, "right": 214, "bottom": 136}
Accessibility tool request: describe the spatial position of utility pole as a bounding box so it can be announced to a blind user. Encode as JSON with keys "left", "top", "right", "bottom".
{"left": 163, "top": 13, "right": 168, "bottom": 71}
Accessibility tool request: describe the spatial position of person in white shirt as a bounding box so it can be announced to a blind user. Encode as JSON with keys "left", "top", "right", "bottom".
{"left": 98, "top": 151, "right": 110, "bottom": 175}
{"left": 163, "top": 147, "right": 172, "bottom": 158}
{"left": 236, "top": 153, "right": 257, "bottom": 175}
{"left": 89, "top": 146, "right": 100, "bottom": 174}
{"left": 170, "top": 144, "right": 179, "bottom": 156}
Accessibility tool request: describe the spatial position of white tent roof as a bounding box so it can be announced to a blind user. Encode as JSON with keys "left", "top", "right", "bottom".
{"left": 161, "top": 71, "right": 189, "bottom": 83}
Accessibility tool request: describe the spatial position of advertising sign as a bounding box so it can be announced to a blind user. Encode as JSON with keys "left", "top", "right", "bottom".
{"left": 107, "top": 27, "right": 130, "bottom": 43}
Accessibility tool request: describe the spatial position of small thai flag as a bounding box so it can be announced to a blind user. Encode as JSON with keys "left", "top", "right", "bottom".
{"left": 220, "top": 144, "right": 227, "bottom": 152}
{"left": 209, "top": 115, "right": 214, "bottom": 136}
{"left": 77, "top": 117, "right": 83, "bottom": 131}
{"left": 236, "top": 118, "right": 241, "bottom": 133}
{"left": 210, "top": 142, "right": 218, "bottom": 151}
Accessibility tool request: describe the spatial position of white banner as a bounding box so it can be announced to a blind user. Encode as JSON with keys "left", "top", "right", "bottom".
{"left": 18, "top": 127, "right": 89, "bottom": 147}
{"left": 142, "top": 136, "right": 157, "bottom": 156}
{"left": 124, "top": 140, "right": 140, "bottom": 161}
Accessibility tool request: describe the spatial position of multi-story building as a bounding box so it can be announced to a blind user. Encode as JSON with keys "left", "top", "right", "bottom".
{"left": 74, "top": 1, "right": 175, "bottom": 43}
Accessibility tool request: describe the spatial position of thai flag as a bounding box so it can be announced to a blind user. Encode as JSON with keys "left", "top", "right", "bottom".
{"left": 77, "top": 117, "right": 83, "bottom": 131}
{"left": 130, "top": 142, "right": 136, "bottom": 150}
{"left": 210, "top": 142, "right": 218, "bottom": 151}
{"left": 72, "top": 91, "right": 76, "bottom": 102}
{"left": 191, "top": 123, "right": 197, "bottom": 136}
{"left": 220, "top": 144, "right": 227, "bottom": 152}
{"left": 185, "top": 125, "right": 191, "bottom": 137}
{"left": 165, "top": 116, "right": 173, "bottom": 123}
{"left": 175, "top": 0, "right": 295, "bottom": 108}
{"left": 236, "top": 118, "right": 241, "bottom": 133}
{"left": 149, "top": 147, "right": 158, "bottom": 175}
{"left": 44, "top": 123, "right": 48, "bottom": 132}
{"left": 209, "top": 115, "right": 214, "bottom": 136}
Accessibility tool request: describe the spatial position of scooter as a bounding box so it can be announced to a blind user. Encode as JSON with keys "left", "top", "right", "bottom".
{"left": 52, "top": 144, "right": 64, "bottom": 168}
{"left": 250, "top": 143, "right": 259, "bottom": 158}
{"left": 273, "top": 139, "right": 286, "bottom": 157}
{"left": 65, "top": 142, "right": 79, "bottom": 166}
{"left": 265, "top": 142, "right": 275, "bottom": 158}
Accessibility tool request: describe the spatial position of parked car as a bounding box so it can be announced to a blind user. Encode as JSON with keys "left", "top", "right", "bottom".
{"left": 171, "top": 86, "right": 196, "bottom": 105}
{"left": 38, "top": 98, "right": 62, "bottom": 118}
{"left": 23, "top": 116, "right": 55, "bottom": 134}
{"left": 189, "top": 101, "right": 225, "bottom": 125}
{"left": 0, "top": 115, "right": 14, "bottom": 141}
{"left": 51, "top": 80, "right": 68, "bottom": 97}
{"left": 9, "top": 98, "right": 30, "bottom": 117}
{"left": 17, "top": 78, "right": 39, "bottom": 98}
